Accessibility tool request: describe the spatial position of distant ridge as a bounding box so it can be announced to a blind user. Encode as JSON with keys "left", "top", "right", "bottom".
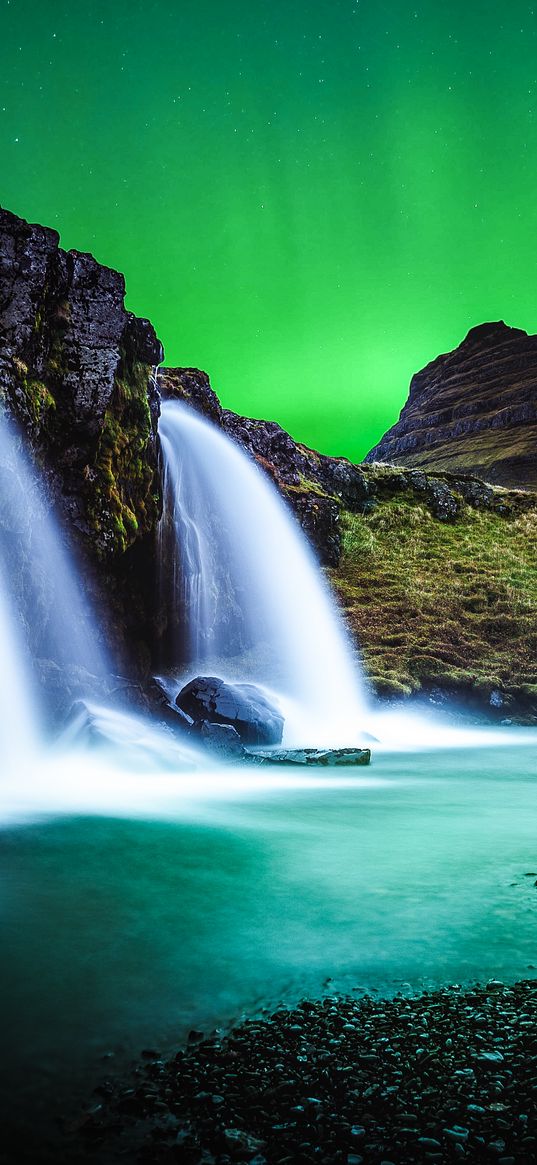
{"left": 366, "top": 321, "right": 537, "bottom": 489}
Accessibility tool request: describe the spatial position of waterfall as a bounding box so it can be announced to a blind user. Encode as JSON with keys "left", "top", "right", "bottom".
{"left": 0, "top": 555, "right": 41, "bottom": 767}
{"left": 157, "top": 400, "right": 367, "bottom": 746}
{"left": 0, "top": 411, "right": 109, "bottom": 758}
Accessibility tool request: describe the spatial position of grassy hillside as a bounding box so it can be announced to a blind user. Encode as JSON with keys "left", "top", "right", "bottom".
{"left": 330, "top": 478, "right": 537, "bottom": 720}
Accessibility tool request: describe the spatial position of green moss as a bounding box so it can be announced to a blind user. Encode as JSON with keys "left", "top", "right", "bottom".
{"left": 12, "top": 356, "right": 57, "bottom": 430}
{"left": 26, "top": 378, "right": 56, "bottom": 423}
{"left": 87, "top": 359, "right": 157, "bottom": 556}
{"left": 330, "top": 495, "right": 537, "bottom": 707}
{"left": 286, "top": 473, "right": 336, "bottom": 500}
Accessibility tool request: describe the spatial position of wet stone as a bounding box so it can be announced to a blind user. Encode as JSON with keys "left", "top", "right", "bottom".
{"left": 76, "top": 978, "right": 537, "bottom": 1165}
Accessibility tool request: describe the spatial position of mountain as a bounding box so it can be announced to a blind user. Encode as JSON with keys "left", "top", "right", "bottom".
{"left": 366, "top": 321, "right": 537, "bottom": 488}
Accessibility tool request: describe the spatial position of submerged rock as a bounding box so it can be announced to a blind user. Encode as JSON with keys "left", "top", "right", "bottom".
{"left": 176, "top": 676, "right": 284, "bottom": 746}
{"left": 250, "top": 746, "right": 371, "bottom": 766}
{"left": 62, "top": 699, "right": 112, "bottom": 748}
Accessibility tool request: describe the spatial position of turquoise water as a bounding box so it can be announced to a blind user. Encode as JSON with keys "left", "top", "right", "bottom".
{"left": 2, "top": 738, "right": 537, "bottom": 1138}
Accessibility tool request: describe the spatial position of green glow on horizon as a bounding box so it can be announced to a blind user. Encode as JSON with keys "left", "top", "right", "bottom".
{"left": 1, "top": 0, "right": 537, "bottom": 460}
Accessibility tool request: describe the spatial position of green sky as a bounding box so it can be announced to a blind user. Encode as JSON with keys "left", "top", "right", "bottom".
{"left": 1, "top": 0, "right": 537, "bottom": 460}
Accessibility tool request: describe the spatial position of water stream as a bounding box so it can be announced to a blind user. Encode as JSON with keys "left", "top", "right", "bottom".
{"left": 2, "top": 737, "right": 537, "bottom": 1146}
{"left": 158, "top": 400, "right": 367, "bottom": 746}
{"left": 0, "top": 412, "right": 109, "bottom": 763}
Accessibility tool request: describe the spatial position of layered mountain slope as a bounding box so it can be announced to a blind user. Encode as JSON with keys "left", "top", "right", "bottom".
{"left": 366, "top": 322, "right": 537, "bottom": 488}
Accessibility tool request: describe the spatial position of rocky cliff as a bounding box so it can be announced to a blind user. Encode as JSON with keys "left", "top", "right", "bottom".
{"left": 0, "top": 207, "right": 165, "bottom": 678}
{"left": 366, "top": 321, "right": 537, "bottom": 489}
{"left": 0, "top": 206, "right": 163, "bottom": 557}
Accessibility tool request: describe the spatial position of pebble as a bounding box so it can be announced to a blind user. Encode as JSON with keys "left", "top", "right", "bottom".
{"left": 76, "top": 978, "right": 537, "bottom": 1165}
{"left": 444, "top": 1125, "right": 469, "bottom": 1141}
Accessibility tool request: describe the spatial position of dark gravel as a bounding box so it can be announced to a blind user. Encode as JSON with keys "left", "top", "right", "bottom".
{"left": 76, "top": 980, "right": 537, "bottom": 1165}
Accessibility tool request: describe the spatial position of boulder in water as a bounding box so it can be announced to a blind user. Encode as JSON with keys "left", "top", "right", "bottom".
{"left": 176, "top": 676, "right": 284, "bottom": 746}
{"left": 200, "top": 721, "right": 245, "bottom": 758}
{"left": 250, "top": 747, "right": 371, "bottom": 766}
{"left": 146, "top": 676, "right": 194, "bottom": 734}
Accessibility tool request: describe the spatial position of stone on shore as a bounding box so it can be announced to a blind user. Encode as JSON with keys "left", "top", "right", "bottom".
{"left": 78, "top": 978, "right": 537, "bottom": 1165}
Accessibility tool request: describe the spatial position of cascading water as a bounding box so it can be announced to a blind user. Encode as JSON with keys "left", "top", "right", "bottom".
{"left": 0, "top": 411, "right": 109, "bottom": 760}
{"left": 0, "top": 555, "right": 40, "bottom": 768}
{"left": 158, "top": 400, "right": 367, "bottom": 746}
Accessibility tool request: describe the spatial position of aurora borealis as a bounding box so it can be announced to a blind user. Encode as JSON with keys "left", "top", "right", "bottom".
{"left": 1, "top": 0, "right": 537, "bottom": 460}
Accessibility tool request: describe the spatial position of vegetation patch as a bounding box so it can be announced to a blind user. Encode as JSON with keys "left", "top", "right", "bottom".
{"left": 330, "top": 494, "right": 537, "bottom": 715}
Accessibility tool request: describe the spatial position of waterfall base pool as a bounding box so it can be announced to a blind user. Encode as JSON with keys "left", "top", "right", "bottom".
{"left": 1, "top": 736, "right": 537, "bottom": 1152}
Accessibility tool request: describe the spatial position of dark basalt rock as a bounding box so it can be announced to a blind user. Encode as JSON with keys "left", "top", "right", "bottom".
{"left": 0, "top": 206, "right": 163, "bottom": 555}
{"left": 250, "top": 746, "right": 371, "bottom": 766}
{"left": 145, "top": 676, "right": 194, "bottom": 733}
{"left": 176, "top": 675, "right": 284, "bottom": 746}
{"left": 200, "top": 720, "right": 246, "bottom": 758}
{"left": 0, "top": 206, "right": 165, "bottom": 680}
{"left": 33, "top": 660, "right": 112, "bottom": 727}
{"left": 366, "top": 320, "right": 537, "bottom": 489}
{"left": 158, "top": 366, "right": 223, "bottom": 425}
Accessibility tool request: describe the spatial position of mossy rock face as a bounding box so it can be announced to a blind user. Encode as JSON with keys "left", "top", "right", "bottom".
{"left": 0, "top": 207, "right": 163, "bottom": 560}
{"left": 158, "top": 367, "right": 222, "bottom": 424}
{"left": 86, "top": 357, "right": 159, "bottom": 555}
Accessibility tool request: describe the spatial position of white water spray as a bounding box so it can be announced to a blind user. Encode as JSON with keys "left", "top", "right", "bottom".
{"left": 0, "top": 411, "right": 110, "bottom": 763}
{"left": 0, "top": 556, "right": 41, "bottom": 768}
{"left": 158, "top": 400, "right": 367, "bottom": 745}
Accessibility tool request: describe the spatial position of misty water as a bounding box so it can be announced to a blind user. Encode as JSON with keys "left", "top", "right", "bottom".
{"left": 2, "top": 732, "right": 537, "bottom": 1132}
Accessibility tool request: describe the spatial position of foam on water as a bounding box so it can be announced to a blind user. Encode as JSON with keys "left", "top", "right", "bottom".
{"left": 1, "top": 710, "right": 535, "bottom": 829}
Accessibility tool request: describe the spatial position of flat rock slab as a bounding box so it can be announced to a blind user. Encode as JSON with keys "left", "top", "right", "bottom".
{"left": 248, "top": 746, "right": 371, "bottom": 766}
